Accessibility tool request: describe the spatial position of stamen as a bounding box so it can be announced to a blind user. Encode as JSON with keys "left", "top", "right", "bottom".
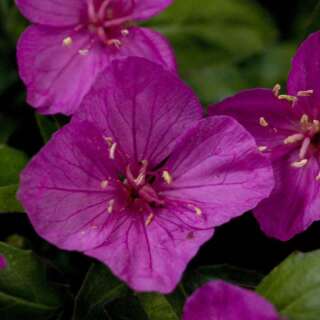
{"left": 162, "top": 170, "right": 172, "bottom": 184}
{"left": 98, "top": 0, "right": 112, "bottom": 21}
{"left": 297, "top": 90, "right": 314, "bottom": 97}
{"left": 145, "top": 213, "right": 155, "bottom": 226}
{"left": 278, "top": 94, "right": 298, "bottom": 103}
{"left": 121, "top": 29, "right": 129, "bottom": 36}
{"left": 103, "top": 136, "right": 113, "bottom": 147}
{"left": 272, "top": 83, "right": 281, "bottom": 97}
{"left": 107, "top": 39, "right": 122, "bottom": 48}
{"left": 299, "top": 137, "right": 311, "bottom": 159}
{"left": 258, "top": 146, "right": 268, "bottom": 152}
{"left": 109, "top": 142, "right": 117, "bottom": 160}
{"left": 259, "top": 117, "right": 269, "bottom": 127}
{"left": 87, "top": 0, "right": 98, "bottom": 23}
{"left": 79, "top": 49, "right": 89, "bottom": 56}
{"left": 291, "top": 159, "right": 308, "bottom": 168}
{"left": 300, "top": 114, "right": 309, "bottom": 126}
{"left": 107, "top": 199, "right": 114, "bottom": 213}
{"left": 283, "top": 133, "right": 304, "bottom": 144}
{"left": 100, "top": 180, "right": 109, "bottom": 189}
{"left": 62, "top": 37, "right": 73, "bottom": 47}
{"left": 188, "top": 204, "right": 202, "bottom": 216}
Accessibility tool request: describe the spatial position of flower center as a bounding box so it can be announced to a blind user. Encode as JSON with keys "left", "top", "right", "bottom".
{"left": 86, "top": 0, "right": 129, "bottom": 47}
{"left": 124, "top": 160, "right": 164, "bottom": 206}
{"left": 259, "top": 85, "right": 320, "bottom": 179}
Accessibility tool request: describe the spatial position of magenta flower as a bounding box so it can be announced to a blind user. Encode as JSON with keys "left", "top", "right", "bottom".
{"left": 15, "top": 0, "right": 176, "bottom": 115}
{"left": 18, "top": 58, "right": 273, "bottom": 293}
{"left": 209, "top": 32, "right": 320, "bottom": 241}
{"left": 0, "top": 256, "right": 7, "bottom": 269}
{"left": 183, "top": 281, "right": 280, "bottom": 320}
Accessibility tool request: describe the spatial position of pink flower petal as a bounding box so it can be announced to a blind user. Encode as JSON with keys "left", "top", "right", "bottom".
{"left": 183, "top": 281, "right": 280, "bottom": 320}
{"left": 130, "top": 0, "right": 173, "bottom": 20}
{"left": 158, "top": 116, "right": 274, "bottom": 228}
{"left": 15, "top": 0, "right": 86, "bottom": 26}
{"left": 86, "top": 208, "right": 214, "bottom": 293}
{"left": 209, "top": 89, "right": 299, "bottom": 161}
{"left": 18, "top": 121, "right": 122, "bottom": 251}
{"left": 114, "top": 27, "right": 177, "bottom": 72}
{"left": 0, "top": 256, "right": 7, "bottom": 269}
{"left": 255, "top": 151, "right": 320, "bottom": 241}
{"left": 74, "top": 57, "right": 202, "bottom": 168}
{"left": 17, "top": 26, "right": 109, "bottom": 115}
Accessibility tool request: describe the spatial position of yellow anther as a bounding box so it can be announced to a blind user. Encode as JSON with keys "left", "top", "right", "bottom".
{"left": 259, "top": 117, "right": 269, "bottom": 127}
{"left": 300, "top": 114, "right": 309, "bottom": 126}
{"left": 272, "top": 83, "right": 281, "bottom": 96}
{"left": 162, "top": 170, "right": 172, "bottom": 184}
{"left": 188, "top": 204, "right": 202, "bottom": 216}
{"left": 103, "top": 136, "right": 113, "bottom": 147}
{"left": 100, "top": 180, "right": 109, "bottom": 189}
{"left": 107, "top": 199, "right": 115, "bottom": 214}
{"left": 297, "top": 90, "right": 314, "bottom": 97}
{"left": 145, "top": 213, "right": 155, "bottom": 226}
{"left": 258, "top": 146, "right": 267, "bottom": 152}
{"left": 278, "top": 95, "right": 298, "bottom": 103}
{"left": 283, "top": 133, "right": 304, "bottom": 145}
{"left": 78, "top": 49, "right": 89, "bottom": 56}
{"left": 109, "top": 143, "right": 117, "bottom": 160}
{"left": 291, "top": 159, "right": 308, "bottom": 168}
{"left": 62, "top": 36, "right": 73, "bottom": 47}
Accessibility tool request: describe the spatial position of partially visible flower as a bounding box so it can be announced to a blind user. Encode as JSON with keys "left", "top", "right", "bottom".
{"left": 0, "top": 256, "right": 7, "bottom": 269}
{"left": 183, "top": 281, "right": 280, "bottom": 320}
{"left": 209, "top": 32, "right": 320, "bottom": 240}
{"left": 15, "top": 0, "right": 176, "bottom": 115}
{"left": 18, "top": 58, "right": 273, "bottom": 293}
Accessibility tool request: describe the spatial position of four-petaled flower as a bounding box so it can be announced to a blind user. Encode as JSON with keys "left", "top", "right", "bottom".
{"left": 183, "top": 281, "right": 280, "bottom": 320}
{"left": 18, "top": 58, "right": 274, "bottom": 293}
{"left": 15, "top": 0, "right": 176, "bottom": 115}
{"left": 210, "top": 32, "right": 320, "bottom": 240}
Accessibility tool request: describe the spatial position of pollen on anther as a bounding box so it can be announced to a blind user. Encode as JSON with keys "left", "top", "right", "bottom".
{"left": 188, "top": 204, "right": 202, "bottom": 216}
{"left": 272, "top": 83, "right": 281, "bottom": 96}
{"left": 62, "top": 36, "right": 73, "bottom": 47}
{"left": 100, "top": 180, "right": 109, "bottom": 189}
{"left": 107, "top": 199, "right": 115, "bottom": 214}
{"left": 259, "top": 117, "right": 268, "bottom": 127}
{"left": 78, "top": 49, "right": 89, "bottom": 56}
{"left": 162, "top": 170, "right": 172, "bottom": 184}
{"left": 278, "top": 94, "right": 298, "bottom": 103}
{"left": 291, "top": 159, "right": 308, "bottom": 168}
{"left": 300, "top": 114, "right": 309, "bottom": 125}
{"left": 145, "top": 213, "right": 155, "bottom": 226}
{"left": 258, "top": 146, "right": 267, "bottom": 152}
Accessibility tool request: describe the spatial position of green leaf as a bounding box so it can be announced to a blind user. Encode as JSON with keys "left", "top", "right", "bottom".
{"left": 137, "top": 291, "right": 181, "bottom": 320}
{"left": 0, "top": 242, "right": 62, "bottom": 320}
{"left": 0, "top": 184, "right": 22, "bottom": 212}
{"left": 257, "top": 250, "right": 320, "bottom": 320}
{"left": 184, "top": 264, "right": 263, "bottom": 293}
{"left": 72, "top": 263, "right": 128, "bottom": 320}
{"left": 146, "top": 0, "right": 277, "bottom": 70}
{"left": 35, "top": 114, "right": 61, "bottom": 143}
{"left": 0, "top": 145, "right": 28, "bottom": 186}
